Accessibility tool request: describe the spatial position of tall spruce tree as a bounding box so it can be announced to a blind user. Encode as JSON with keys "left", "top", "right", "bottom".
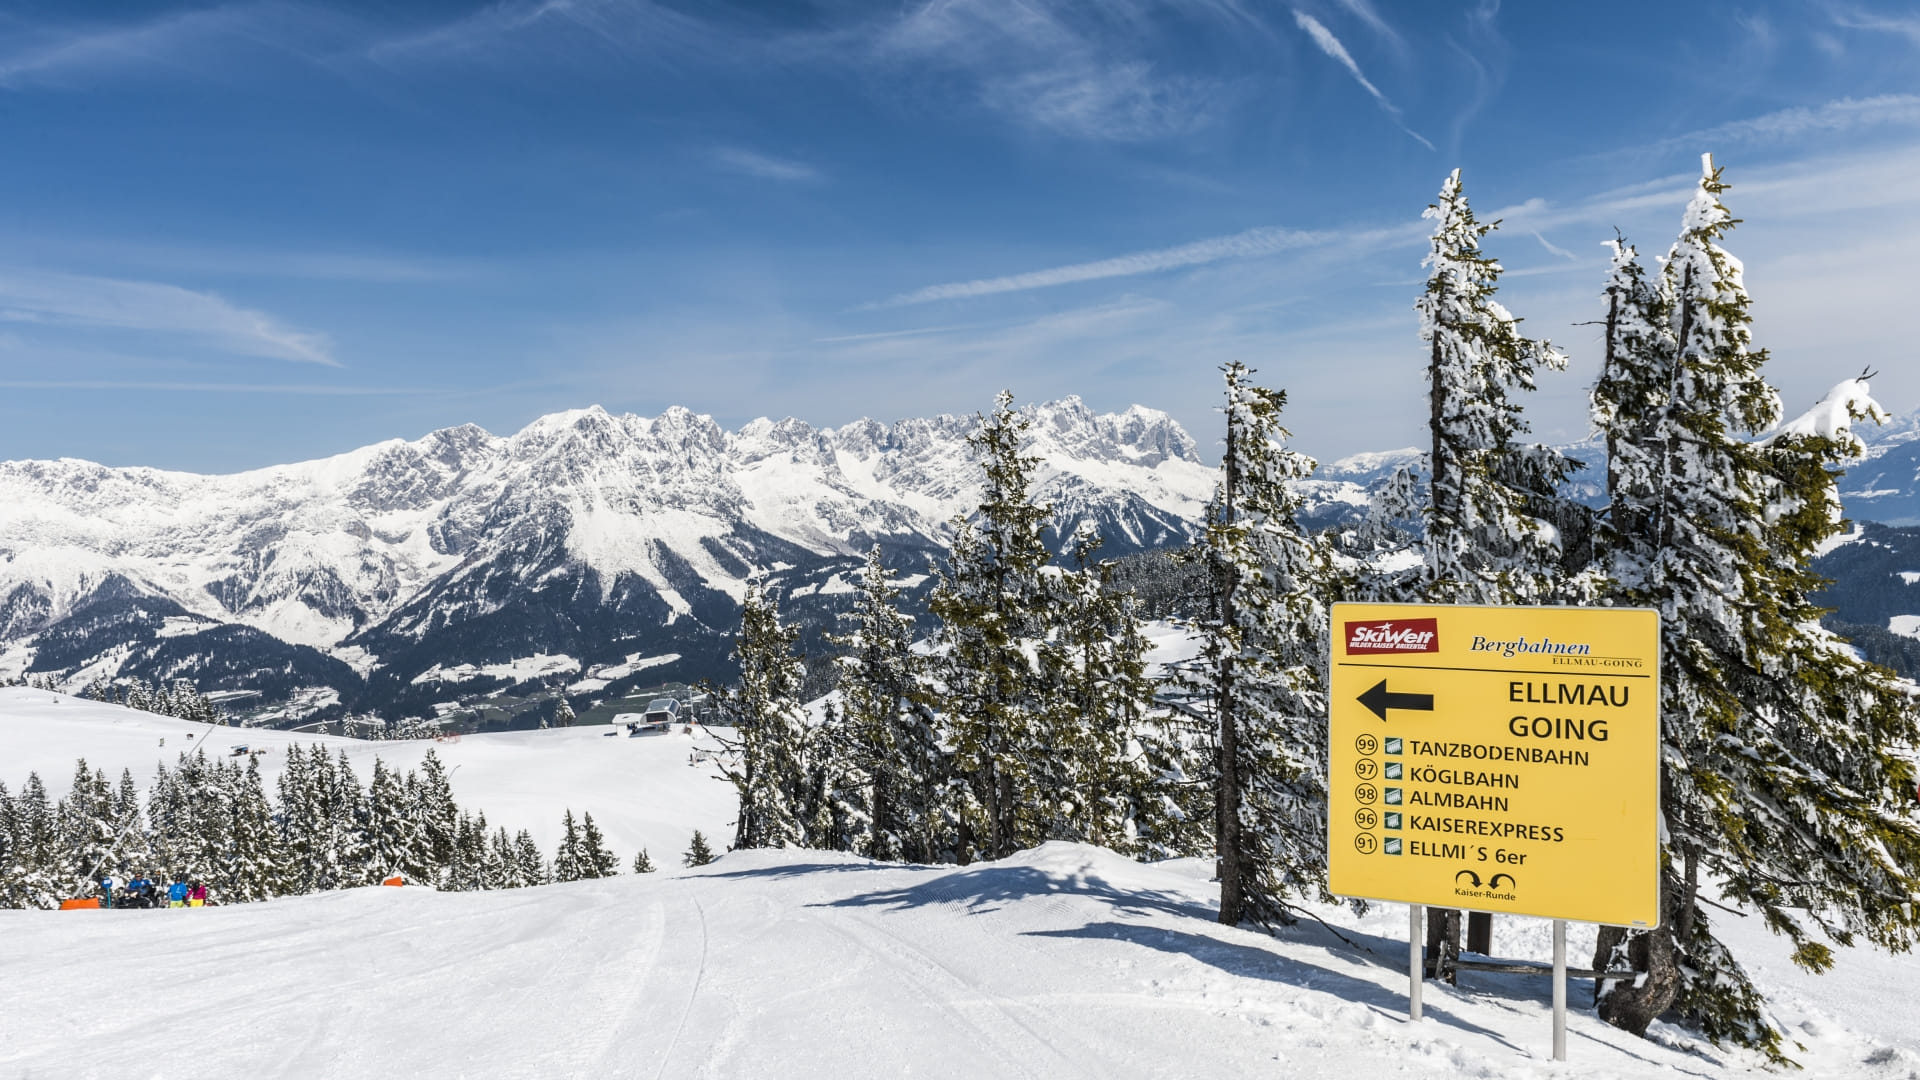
{"left": 801, "top": 700, "right": 870, "bottom": 853}
{"left": 829, "top": 545, "right": 947, "bottom": 862}
{"left": 413, "top": 750, "right": 460, "bottom": 883}
{"left": 1173, "top": 363, "right": 1337, "bottom": 927}
{"left": 513, "top": 829, "right": 547, "bottom": 886}
{"left": 577, "top": 812, "right": 619, "bottom": 878}
{"left": 1414, "top": 167, "right": 1581, "bottom": 605}
{"left": 553, "top": 810, "right": 584, "bottom": 883}
{"left": 1402, "top": 170, "right": 1583, "bottom": 974}
{"left": 1588, "top": 158, "right": 1920, "bottom": 1058}
{"left": 720, "top": 579, "right": 811, "bottom": 850}
{"left": 58, "top": 761, "right": 118, "bottom": 894}
{"left": 1038, "top": 527, "right": 1165, "bottom": 854}
{"left": 228, "top": 757, "right": 285, "bottom": 902}
{"left": 366, "top": 760, "right": 415, "bottom": 884}
{"left": 928, "top": 391, "right": 1056, "bottom": 861}
{"left": 10, "top": 773, "right": 61, "bottom": 908}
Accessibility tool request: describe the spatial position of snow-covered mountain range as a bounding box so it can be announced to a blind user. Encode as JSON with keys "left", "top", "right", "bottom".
{"left": 1, "top": 398, "right": 1316, "bottom": 724}
{"left": 5, "top": 391, "right": 1913, "bottom": 726}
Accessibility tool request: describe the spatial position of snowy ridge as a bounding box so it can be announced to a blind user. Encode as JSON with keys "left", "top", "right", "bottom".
{"left": 0, "top": 398, "right": 1215, "bottom": 716}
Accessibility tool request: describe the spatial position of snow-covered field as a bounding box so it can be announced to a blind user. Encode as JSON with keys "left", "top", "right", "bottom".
{"left": 5, "top": 690, "right": 1917, "bottom": 1079}
{"left": 0, "top": 688, "right": 736, "bottom": 859}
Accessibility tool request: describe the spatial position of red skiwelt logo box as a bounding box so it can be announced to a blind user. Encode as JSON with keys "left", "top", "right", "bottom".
{"left": 1345, "top": 618, "right": 1439, "bottom": 654}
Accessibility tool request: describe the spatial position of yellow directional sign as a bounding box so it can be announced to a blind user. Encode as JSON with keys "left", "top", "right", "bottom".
{"left": 1328, "top": 602, "right": 1661, "bottom": 928}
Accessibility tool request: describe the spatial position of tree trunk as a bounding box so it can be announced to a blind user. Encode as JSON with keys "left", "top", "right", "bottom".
{"left": 1215, "top": 413, "right": 1244, "bottom": 928}
{"left": 1216, "top": 651, "right": 1242, "bottom": 926}
{"left": 1596, "top": 869, "right": 1684, "bottom": 1035}
{"left": 1596, "top": 926, "right": 1681, "bottom": 1035}
{"left": 1424, "top": 907, "right": 1460, "bottom": 983}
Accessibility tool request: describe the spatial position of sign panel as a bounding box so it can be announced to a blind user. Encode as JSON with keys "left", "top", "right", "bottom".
{"left": 1328, "top": 602, "right": 1660, "bottom": 927}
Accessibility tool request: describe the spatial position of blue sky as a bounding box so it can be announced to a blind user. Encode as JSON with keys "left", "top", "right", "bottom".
{"left": 1, "top": 0, "right": 1917, "bottom": 470}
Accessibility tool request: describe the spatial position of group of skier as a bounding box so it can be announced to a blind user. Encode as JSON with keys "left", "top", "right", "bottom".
{"left": 97, "top": 875, "right": 210, "bottom": 909}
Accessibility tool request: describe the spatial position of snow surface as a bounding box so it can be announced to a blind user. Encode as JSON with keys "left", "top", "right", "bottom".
{"left": 0, "top": 688, "right": 735, "bottom": 859}
{"left": 412, "top": 652, "right": 583, "bottom": 686}
{"left": 3, "top": 841, "right": 1915, "bottom": 1079}
{"left": 1889, "top": 615, "right": 1920, "bottom": 640}
{"left": 4, "top": 689, "right": 1917, "bottom": 1078}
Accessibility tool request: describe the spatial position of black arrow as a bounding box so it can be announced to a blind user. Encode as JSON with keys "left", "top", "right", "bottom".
{"left": 1357, "top": 679, "right": 1434, "bottom": 722}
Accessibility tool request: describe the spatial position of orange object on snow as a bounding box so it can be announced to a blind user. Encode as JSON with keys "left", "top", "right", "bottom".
{"left": 59, "top": 898, "right": 101, "bottom": 910}
{"left": 382, "top": 876, "right": 405, "bottom": 887}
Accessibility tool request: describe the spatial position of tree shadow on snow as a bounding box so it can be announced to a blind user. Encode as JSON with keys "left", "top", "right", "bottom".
{"left": 703, "top": 861, "right": 932, "bottom": 882}
{"left": 817, "top": 865, "right": 1212, "bottom": 922}
{"left": 1032, "top": 921, "right": 1529, "bottom": 1049}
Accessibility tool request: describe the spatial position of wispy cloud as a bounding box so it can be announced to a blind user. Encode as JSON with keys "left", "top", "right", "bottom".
{"left": 1828, "top": 6, "right": 1920, "bottom": 46}
{"left": 0, "top": 3, "right": 345, "bottom": 89}
{"left": 368, "top": 0, "right": 746, "bottom": 67}
{"left": 1651, "top": 94, "right": 1920, "bottom": 151}
{"left": 876, "top": 223, "right": 1417, "bottom": 307}
{"left": 1291, "top": 10, "right": 1433, "bottom": 150}
{"left": 870, "top": 0, "right": 1236, "bottom": 141}
{"left": 0, "top": 271, "right": 336, "bottom": 365}
{"left": 1530, "top": 230, "right": 1578, "bottom": 261}
{"left": 0, "top": 380, "right": 413, "bottom": 394}
{"left": 812, "top": 324, "right": 979, "bottom": 344}
{"left": 708, "top": 147, "right": 822, "bottom": 183}
{"left": 1332, "top": 0, "right": 1405, "bottom": 52}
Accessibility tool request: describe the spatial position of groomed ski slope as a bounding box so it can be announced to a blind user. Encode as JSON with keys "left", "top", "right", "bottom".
{"left": 5, "top": 687, "right": 1918, "bottom": 1079}
{"left": 0, "top": 687, "right": 737, "bottom": 858}
{"left": 3, "top": 843, "right": 1916, "bottom": 1079}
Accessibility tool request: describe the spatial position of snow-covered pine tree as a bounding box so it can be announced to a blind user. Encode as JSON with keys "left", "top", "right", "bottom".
{"left": 719, "top": 578, "right": 810, "bottom": 851}
{"left": 0, "top": 780, "right": 15, "bottom": 907}
{"left": 365, "top": 760, "right": 414, "bottom": 885}
{"left": 275, "top": 744, "right": 319, "bottom": 894}
{"left": 632, "top": 848, "right": 656, "bottom": 873}
{"left": 416, "top": 745, "right": 460, "bottom": 880}
{"left": 151, "top": 752, "right": 230, "bottom": 893}
{"left": 1171, "top": 363, "right": 1337, "bottom": 928}
{"left": 801, "top": 699, "right": 870, "bottom": 853}
{"left": 928, "top": 390, "right": 1057, "bottom": 861}
{"left": 1414, "top": 168, "right": 1582, "bottom": 607}
{"left": 57, "top": 761, "right": 118, "bottom": 896}
{"left": 684, "top": 829, "right": 715, "bottom": 867}
{"left": 1395, "top": 170, "right": 1586, "bottom": 975}
{"left": 111, "top": 768, "right": 145, "bottom": 876}
{"left": 829, "top": 544, "right": 946, "bottom": 862}
{"left": 1589, "top": 159, "right": 1920, "bottom": 1059}
{"left": 484, "top": 825, "right": 516, "bottom": 890}
{"left": 553, "top": 810, "right": 584, "bottom": 883}
{"left": 227, "top": 757, "right": 284, "bottom": 902}
{"left": 445, "top": 811, "right": 488, "bottom": 890}
{"left": 577, "top": 812, "right": 619, "bottom": 878}
{"left": 512, "top": 828, "right": 547, "bottom": 887}
{"left": 7, "top": 774, "right": 61, "bottom": 908}
{"left": 1037, "top": 527, "right": 1164, "bottom": 854}
{"left": 554, "top": 698, "right": 576, "bottom": 728}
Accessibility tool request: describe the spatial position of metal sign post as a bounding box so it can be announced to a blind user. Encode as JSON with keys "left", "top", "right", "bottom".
{"left": 1552, "top": 920, "right": 1567, "bottom": 1061}
{"left": 1409, "top": 905, "right": 1423, "bottom": 1022}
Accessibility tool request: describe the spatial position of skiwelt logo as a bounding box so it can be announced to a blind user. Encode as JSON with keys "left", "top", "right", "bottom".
{"left": 1345, "top": 618, "right": 1440, "bottom": 654}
